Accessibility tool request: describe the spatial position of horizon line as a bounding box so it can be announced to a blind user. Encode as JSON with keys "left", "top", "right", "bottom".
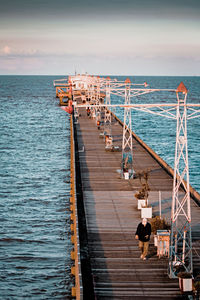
{"left": 0, "top": 74, "right": 200, "bottom": 77}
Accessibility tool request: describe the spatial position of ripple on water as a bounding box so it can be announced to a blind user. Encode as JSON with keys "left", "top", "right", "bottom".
{"left": 0, "top": 76, "right": 73, "bottom": 299}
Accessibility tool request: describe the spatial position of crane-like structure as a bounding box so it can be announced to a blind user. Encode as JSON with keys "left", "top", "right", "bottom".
{"left": 169, "top": 83, "right": 192, "bottom": 277}
{"left": 121, "top": 78, "right": 133, "bottom": 177}
{"left": 104, "top": 77, "right": 112, "bottom": 136}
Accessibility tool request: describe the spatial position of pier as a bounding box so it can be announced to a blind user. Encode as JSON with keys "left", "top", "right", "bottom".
{"left": 55, "top": 76, "right": 200, "bottom": 299}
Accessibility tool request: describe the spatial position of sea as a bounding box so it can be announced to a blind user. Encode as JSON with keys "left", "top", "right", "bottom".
{"left": 0, "top": 75, "right": 199, "bottom": 299}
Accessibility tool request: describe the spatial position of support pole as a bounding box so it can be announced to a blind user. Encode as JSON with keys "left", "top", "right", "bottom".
{"left": 159, "top": 191, "right": 162, "bottom": 218}
{"left": 104, "top": 77, "right": 112, "bottom": 136}
{"left": 95, "top": 76, "right": 101, "bottom": 121}
{"left": 168, "top": 82, "right": 193, "bottom": 278}
{"left": 90, "top": 78, "right": 96, "bottom": 118}
{"left": 121, "top": 78, "right": 134, "bottom": 178}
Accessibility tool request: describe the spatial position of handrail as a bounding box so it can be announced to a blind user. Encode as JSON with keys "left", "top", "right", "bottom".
{"left": 70, "top": 115, "right": 83, "bottom": 299}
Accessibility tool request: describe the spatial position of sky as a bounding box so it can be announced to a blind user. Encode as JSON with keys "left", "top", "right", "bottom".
{"left": 0, "top": 0, "right": 200, "bottom": 75}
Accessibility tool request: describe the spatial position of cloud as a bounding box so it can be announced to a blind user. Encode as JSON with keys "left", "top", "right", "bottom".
{"left": 0, "top": 45, "right": 39, "bottom": 57}
{"left": 3, "top": 45, "right": 11, "bottom": 54}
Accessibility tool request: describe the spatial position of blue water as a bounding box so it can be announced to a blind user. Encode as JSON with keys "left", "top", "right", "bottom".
{"left": 0, "top": 76, "right": 73, "bottom": 299}
{"left": 0, "top": 75, "right": 199, "bottom": 299}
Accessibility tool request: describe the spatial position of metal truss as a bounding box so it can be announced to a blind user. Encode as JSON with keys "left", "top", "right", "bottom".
{"left": 95, "top": 77, "right": 101, "bottom": 115}
{"left": 186, "top": 104, "right": 200, "bottom": 120}
{"left": 121, "top": 79, "right": 134, "bottom": 177}
{"left": 168, "top": 83, "right": 193, "bottom": 278}
{"left": 53, "top": 78, "right": 68, "bottom": 86}
{"left": 104, "top": 77, "right": 112, "bottom": 136}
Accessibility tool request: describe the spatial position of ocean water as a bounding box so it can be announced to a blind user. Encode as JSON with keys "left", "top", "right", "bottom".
{"left": 0, "top": 76, "right": 73, "bottom": 299}
{"left": 0, "top": 75, "right": 199, "bottom": 299}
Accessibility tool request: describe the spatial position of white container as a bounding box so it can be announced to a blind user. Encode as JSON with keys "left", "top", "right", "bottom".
{"left": 156, "top": 231, "right": 170, "bottom": 258}
{"left": 137, "top": 199, "right": 146, "bottom": 210}
{"left": 124, "top": 172, "right": 129, "bottom": 180}
{"left": 179, "top": 278, "right": 193, "bottom": 292}
{"left": 154, "top": 235, "right": 158, "bottom": 247}
{"left": 141, "top": 207, "right": 152, "bottom": 219}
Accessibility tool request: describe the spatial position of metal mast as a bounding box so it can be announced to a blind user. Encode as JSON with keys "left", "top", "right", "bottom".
{"left": 90, "top": 77, "right": 96, "bottom": 118}
{"left": 121, "top": 78, "right": 133, "bottom": 177}
{"left": 169, "top": 82, "right": 193, "bottom": 278}
{"left": 104, "top": 77, "right": 112, "bottom": 136}
{"left": 95, "top": 76, "right": 101, "bottom": 121}
{"left": 96, "top": 77, "right": 101, "bottom": 104}
{"left": 96, "top": 76, "right": 101, "bottom": 117}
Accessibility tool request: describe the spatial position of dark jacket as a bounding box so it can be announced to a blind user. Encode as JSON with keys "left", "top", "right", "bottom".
{"left": 135, "top": 222, "right": 151, "bottom": 242}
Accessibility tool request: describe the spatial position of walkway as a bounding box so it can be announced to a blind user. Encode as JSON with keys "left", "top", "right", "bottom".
{"left": 74, "top": 107, "right": 200, "bottom": 299}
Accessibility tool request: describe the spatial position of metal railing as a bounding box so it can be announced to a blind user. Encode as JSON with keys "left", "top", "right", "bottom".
{"left": 70, "top": 115, "right": 83, "bottom": 299}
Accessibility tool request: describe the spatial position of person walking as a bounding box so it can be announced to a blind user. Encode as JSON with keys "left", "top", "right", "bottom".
{"left": 135, "top": 218, "right": 151, "bottom": 260}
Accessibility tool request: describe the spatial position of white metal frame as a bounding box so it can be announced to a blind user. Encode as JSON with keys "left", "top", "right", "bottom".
{"left": 122, "top": 79, "right": 133, "bottom": 176}
{"left": 104, "top": 78, "right": 112, "bottom": 136}
{"left": 169, "top": 84, "right": 193, "bottom": 277}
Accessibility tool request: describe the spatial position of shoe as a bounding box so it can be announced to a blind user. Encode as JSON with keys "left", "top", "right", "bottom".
{"left": 140, "top": 254, "right": 143, "bottom": 259}
{"left": 143, "top": 257, "right": 146, "bottom": 260}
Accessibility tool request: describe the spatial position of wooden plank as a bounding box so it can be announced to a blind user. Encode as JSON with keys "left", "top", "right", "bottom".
{"left": 74, "top": 107, "right": 200, "bottom": 299}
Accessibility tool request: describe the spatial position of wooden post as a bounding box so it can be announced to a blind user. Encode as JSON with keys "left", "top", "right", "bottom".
{"left": 159, "top": 191, "right": 162, "bottom": 218}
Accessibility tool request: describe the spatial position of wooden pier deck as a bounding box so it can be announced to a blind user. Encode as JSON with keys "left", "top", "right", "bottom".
{"left": 73, "top": 107, "right": 200, "bottom": 299}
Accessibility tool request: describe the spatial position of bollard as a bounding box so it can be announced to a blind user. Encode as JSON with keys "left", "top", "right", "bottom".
{"left": 70, "top": 213, "right": 74, "bottom": 221}
{"left": 71, "top": 266, "right": 75, "bottom": 275}
{"left": 71, "top": 250, "right": 75, "bottom": 260}
{"left": 71, "top": 235, "right": 75, "bottom": 244}
{"left": 70, "top": 223, "right": 74, "bottom": 232}
{"left": 71, "top": 286, "right": 76, "bottom": 297}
